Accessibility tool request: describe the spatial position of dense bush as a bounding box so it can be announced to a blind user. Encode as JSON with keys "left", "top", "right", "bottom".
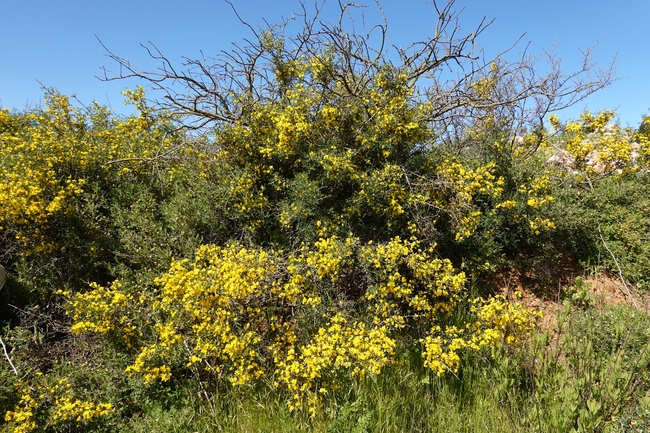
{"left": 1, "top": 1, "right": 649, "bottom": 431}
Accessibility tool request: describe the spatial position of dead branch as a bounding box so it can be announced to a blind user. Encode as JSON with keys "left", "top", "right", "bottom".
{"left": 96, "top": 0, "right": 615, "bottom": 141}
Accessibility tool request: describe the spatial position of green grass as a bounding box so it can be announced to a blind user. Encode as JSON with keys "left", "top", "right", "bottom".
{"left": 78, "top": 302, "right": 647, "bottom": 433}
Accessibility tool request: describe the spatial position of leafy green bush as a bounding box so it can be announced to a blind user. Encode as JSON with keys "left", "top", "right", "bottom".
{"left": 3, "top": 1, "right": 650, "bottom": 431}
{"left": 548, "top": 172, "right": 650, "bottom": 290}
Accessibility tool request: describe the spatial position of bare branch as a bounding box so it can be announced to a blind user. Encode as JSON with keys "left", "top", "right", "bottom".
{"left": 0, "top": 334, "right": 18, "bottom": 375}
{"left": 95, "top": 0, "right": 615, "bottom": 140}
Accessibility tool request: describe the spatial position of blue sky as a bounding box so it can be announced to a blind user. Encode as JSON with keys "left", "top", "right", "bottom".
{"left": 1, "top": 0, "right": 648, "bottom": 127}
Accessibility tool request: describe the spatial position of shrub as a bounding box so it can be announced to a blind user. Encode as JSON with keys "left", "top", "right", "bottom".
{"left": 3, "top": 0, "right": 645, "bottom": 428}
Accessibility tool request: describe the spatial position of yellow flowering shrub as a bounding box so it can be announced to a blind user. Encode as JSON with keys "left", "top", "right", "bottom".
{"left": 548, "top": 111, "right": 644, "bottom": 177}
{"left": 0, "top": 88, "right": 178, "bottom": 257}
{"left": 421, "top": 296, "right": 538, "bottom": 375}
{"left": 66, "top": 235, "right": 537, "bottom": 412}
{"left": 3, "top": 375, "right": 113, "bottom": 433}
{"left": 274, "top": 314, "right": 396, "bottom": 413}
{"left": 433, "top": 160, "right": 504, "bottom": 240}
{"left": 6, "top": 4, "right": 645, "bottom": 428}
{"left": 61, "top": 280, "right": 148, "bottom": 351}
{"left": 48, "top": 34, "right": 561, "bottom": 417}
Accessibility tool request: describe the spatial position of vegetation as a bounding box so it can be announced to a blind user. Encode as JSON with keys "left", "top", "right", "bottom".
{"left": 2, "top": 1, "right": 650, "bottom": 431}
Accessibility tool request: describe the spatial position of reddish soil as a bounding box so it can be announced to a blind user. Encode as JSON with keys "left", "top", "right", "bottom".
{"left": 493, "top": 267, "right": 650, "bottom": 331}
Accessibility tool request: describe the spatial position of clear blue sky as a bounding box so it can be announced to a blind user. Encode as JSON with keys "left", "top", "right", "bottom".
{"left": 1, "top": 0, "right": 648, "bottom": 127}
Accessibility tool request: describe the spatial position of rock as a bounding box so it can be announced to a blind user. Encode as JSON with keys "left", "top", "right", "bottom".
{"left": 546, "top": 148, "right": 575, "bottom": 170}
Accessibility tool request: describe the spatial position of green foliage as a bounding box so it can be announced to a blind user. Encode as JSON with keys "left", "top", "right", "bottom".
{"left": 548, "top": 173, "right": 650, "bottom": 290}
{"left": 562, "top": 276, "right": 595, "bottom": 308}
{"left": 527, "top": 305, "right": 650, "bottom": 432}
{"left": 589, "top": 176, "right": 650, "bottom": 289}
{"left": 2, "top": 1, "right": 650, "bottom": 431}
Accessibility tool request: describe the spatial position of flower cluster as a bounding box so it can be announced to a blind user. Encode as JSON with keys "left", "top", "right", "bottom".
{"left": 0, "top": 88, "right": 178, "bottom": 256}
{"left": 66, "top": 234, "right": 536, "bottom": 413}
{"left": 275, "top": 314, "right": 396, "bottom": 413}
{"left": 434, "top": 160, "right": 504, "bottom": 240}
{"left": 4, "top": 375, "right": 113, "bottom": 433}
{"left": 63, "top": 280, "right": 141, "bottom": 348}
{"left": 549, "top": 111, "right": 643, "bottom": 177}
{"left": 421, "top": 295, "right": 539, "bottom": 375}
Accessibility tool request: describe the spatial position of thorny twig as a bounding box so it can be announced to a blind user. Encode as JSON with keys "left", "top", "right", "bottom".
{"left": 0, "top": 334, "right": 18, "bottom": 375}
